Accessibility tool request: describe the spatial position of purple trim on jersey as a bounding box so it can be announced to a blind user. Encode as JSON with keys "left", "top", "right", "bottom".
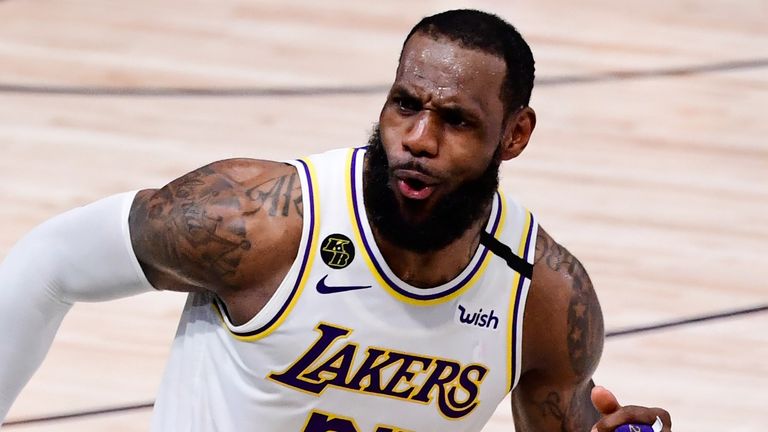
{"left": 509, "top": 213, "right": 536, "bottom": 391}
{"left": 224, "top": 158, "right": 316, "bottom": 337}
{"left": 350, "top": 147, "right": 503, "bottom": 301}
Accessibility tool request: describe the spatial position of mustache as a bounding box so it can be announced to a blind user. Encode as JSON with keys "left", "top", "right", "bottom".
{"left": 387, "top": 159, "right": 441, "bottom": 180}
{"left": 364, "top": 124, "right": 500, "bottom": 253}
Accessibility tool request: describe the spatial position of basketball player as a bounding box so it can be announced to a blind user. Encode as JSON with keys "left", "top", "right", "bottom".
{"left": 0, "top": 9, "right": 671, "bottom": 432}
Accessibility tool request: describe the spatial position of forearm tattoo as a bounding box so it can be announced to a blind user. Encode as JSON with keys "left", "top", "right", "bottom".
{"left": 130, "top": 163, "right": 302, "bottom": 290}
{"left": 535, "top": 382, "right": 598, "bottom": 432}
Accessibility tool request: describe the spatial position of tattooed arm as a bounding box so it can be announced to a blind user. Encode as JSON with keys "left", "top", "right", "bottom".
{"left": 510, "top": 227, "right": 604, "bottom": 432}
{"left": 129, "top": 158, "right": 304, "bottom": 324}
{"left": 0, "top": 158, "right": 304, "bottom": 420}
{"left": 511, "top": 227, "right": 671, "bottom": 432}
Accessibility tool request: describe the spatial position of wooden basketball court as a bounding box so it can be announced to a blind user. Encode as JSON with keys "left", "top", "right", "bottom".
{"left": 0, "top": 0, "right": 766, "bottom": 430}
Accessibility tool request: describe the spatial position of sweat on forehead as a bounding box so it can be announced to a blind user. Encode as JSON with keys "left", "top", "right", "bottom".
{"left": 395, "top": 34, "right": 506, "bottom": 102}
{"left": 399, "top": 10, "right": 536, "bottom": 110}
{"left": 398, "top": 32, "right": 505, "bottom": 72}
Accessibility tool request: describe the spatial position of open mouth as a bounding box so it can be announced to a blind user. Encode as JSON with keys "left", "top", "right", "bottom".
{"left": 404, "top": 177, "right": 426, "bottom": 190}
{"left": 397, "top": 176, "right": 435, "bottom": 200}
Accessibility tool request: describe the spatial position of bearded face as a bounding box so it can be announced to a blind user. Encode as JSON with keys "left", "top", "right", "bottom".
{"left": 363, "top": 125, "right": 501, "bottom": 253}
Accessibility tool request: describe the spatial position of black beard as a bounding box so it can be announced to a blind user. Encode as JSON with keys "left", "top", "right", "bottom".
{"left": 363, "top": 126, "right": 500, "bottom": 253}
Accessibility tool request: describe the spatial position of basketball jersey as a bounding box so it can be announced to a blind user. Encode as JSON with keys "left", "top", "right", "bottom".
{"left": 150, "top": 147, "right": 539, "bottom": 432}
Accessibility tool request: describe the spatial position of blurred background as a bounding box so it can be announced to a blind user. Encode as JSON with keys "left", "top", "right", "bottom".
{"left": 0, "top": 0, "right": 766, "bottom": 430}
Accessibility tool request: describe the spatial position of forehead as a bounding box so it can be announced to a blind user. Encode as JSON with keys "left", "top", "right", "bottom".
{"left": 396, "top": 33, "right": 506, "bottom": 111}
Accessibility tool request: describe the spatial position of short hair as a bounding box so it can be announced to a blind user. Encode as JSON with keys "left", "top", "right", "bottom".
{"left": 402, "top": 9, "right": 535, "bottom": 113}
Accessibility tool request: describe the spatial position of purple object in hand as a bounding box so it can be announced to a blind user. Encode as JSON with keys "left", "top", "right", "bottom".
{"left": 615, "top": 425, "right": 654, "bottom": 432}
{"left": 615, "top": 416, "right": 663, "bottom": 432}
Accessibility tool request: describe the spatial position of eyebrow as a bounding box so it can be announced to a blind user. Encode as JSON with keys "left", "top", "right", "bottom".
{"left": 436, "top": 105, "right": 481, "bottom": 125}
{"left": 389, "top": 85, "right": 418, "bottom": 100}
{"left": 390, "top": 85, "right": 484, "bottom": 122}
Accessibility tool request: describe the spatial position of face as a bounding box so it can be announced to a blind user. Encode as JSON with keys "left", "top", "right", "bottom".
{"left": 365, "top": 126, "right": 499, "bottom": 252}
{"left": 364, "top": 33, "right": 532, "bottom": 252}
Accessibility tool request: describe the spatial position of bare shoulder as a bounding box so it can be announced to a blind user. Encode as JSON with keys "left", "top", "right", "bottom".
{"left": 510, "top": 227, "right": 605, "bottom": 431}
{"left": 522, "top": 226, "right": 604, "bottom": 378}
{"left": 129, "top": 158, "right": 304, "bottom": 296}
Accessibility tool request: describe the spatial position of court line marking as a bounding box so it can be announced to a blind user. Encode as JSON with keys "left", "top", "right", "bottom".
{"left": 605, "top": 303, "right": 768, "bottom": 338}
{"left": 0, "top": 58, "right": 765, "bottom": 97}
{"left": 3, "top": 403, "right": 154, "bottom": 426}
{"left": 3, "top": 303, "right": 766, "bottom": 427}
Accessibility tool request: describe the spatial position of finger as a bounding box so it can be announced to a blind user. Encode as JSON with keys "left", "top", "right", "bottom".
{"left": 591, "top": 385, "right": 621, "bottom": 415}
{"left": 591, "top": 406, "right": 670, "bottom": 432}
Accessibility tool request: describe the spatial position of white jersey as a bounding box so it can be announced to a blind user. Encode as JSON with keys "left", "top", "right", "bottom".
{"left": 151, "top": 147, "right": 538, "bottom": 432}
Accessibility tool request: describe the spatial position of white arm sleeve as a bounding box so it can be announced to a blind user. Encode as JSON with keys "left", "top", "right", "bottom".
{"left": 0, "top": 192, "right": 155, "bottom": 424}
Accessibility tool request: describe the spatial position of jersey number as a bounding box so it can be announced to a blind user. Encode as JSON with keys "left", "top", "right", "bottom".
{"left": 302, "top": 410, "right": 410, "bottom": 432}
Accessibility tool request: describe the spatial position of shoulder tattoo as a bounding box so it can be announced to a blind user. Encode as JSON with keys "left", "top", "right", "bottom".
{"left": 535, "top": 232, "right": 604, "bottom": 377}
{"left": 245, "top": 172, "right": 303, "bottom": 218}
{"left": 130, "top": 163, "right": 302, "bottom": 290}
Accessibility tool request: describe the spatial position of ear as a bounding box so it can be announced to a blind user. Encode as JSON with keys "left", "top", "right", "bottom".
{"left": 499, "top": 107, "right": 536, "bottom": 161}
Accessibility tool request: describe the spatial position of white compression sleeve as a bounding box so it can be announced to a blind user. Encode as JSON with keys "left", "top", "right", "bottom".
{"left": 0, "top": 192, "right": 155, "bottom": 424}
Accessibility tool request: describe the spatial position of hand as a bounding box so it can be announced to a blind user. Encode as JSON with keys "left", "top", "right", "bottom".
{"left": 590, "top": 385, "right": 672, "bottom": 432}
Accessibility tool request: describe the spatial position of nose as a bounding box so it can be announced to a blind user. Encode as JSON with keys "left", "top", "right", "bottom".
{"left": 402, "top": 111, "right": 438, "bottom": 158}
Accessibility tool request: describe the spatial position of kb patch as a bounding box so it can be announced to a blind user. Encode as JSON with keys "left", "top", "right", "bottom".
{"left": 320, "top": 234, "right": 355, "bottom": 269}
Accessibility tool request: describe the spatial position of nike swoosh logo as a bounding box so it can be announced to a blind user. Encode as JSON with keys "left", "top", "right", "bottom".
{"left": 316, "top": 275, "right": 372, "bottom": 294}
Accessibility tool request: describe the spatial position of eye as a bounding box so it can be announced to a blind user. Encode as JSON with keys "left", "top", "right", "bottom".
{"left": 393, "top": 95, "right": 421, "bottom": 114}
{"left": 442, "top": 110, "right": 469, "bottom": 128}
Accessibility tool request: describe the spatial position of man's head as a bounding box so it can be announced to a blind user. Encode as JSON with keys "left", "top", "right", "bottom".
{"left": 365, "top": 9, "right": 536, "bottom": 253}
{"left": 402, "top": 9, "right": 535, "bottom": 115}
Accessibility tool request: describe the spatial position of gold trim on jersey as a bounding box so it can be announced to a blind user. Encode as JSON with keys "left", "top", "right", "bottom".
{"left": 505, "top": 209, "right": 535, "bottom": 391}
{"left": 346, "top": 147, "right": 506, "bottom": 306}
{"left": 212, "top": 158, "right": 321, "bottom": 342}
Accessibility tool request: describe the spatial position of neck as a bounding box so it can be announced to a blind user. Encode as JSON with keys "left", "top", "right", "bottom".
{"left": 371, "top": 205, "right": 491, "bottom": 288}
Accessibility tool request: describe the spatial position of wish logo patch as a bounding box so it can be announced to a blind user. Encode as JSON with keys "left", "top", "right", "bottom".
{"left": 456, "top": 304, "right": 500, "bottom": 330}
{"left": 320, "top": 234, "right": 355, "bottom": 269}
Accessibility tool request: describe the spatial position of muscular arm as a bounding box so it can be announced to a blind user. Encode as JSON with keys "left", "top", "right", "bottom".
{"left": 129, "top": 158, "right": 304, "bottom": 322}
{"left": 511, "top": 227, "right": 605, "bottom": 431}
{"left": 0, "top": 158, "right": 303, "bottom": 422}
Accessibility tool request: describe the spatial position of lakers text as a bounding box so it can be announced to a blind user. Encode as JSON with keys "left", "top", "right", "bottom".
{"left": 268, "top": 323, "right": 489, "bottom": 420}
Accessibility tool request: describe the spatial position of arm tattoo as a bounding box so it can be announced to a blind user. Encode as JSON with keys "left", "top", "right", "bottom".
{"left": 535, "top": 233, "right": 604, "bottom": 376}
{"left": 537, "top": 392, "right": 566, "bottom": 421}
{"left": 130, "top": 163, "right": 302, "bottom": 290}
{"left": 517, "top": 231, "right": 604, "bottom": 431}
{"left": 245, "top": 173, "right": 303, "bottom": 218}
{"left": 534, "top": 382, "right": 599, "bottom": 432}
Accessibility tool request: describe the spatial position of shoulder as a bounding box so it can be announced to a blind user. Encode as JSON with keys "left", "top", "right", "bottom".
{"left": 520, "top": 226, "right": 604, "bottom": 380}
{"left": 129, "top": 158, "right": 304, "bottom": 294}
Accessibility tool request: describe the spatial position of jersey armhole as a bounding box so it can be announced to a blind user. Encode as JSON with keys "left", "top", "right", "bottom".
{"left": 508, "top": 211, "right": 538, "bottom": 391}
{"left": 212, "top": 159, "right": 320, "bottom": 342}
